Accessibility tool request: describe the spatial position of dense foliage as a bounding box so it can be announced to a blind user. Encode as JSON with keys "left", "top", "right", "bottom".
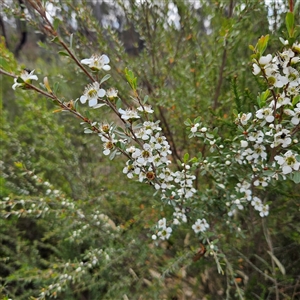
{"left": 1, "top": 1, "right": 300, "bottom": 299}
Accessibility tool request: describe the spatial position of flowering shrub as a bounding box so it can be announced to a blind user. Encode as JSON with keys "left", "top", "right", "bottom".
{"left": 1, "top": 1, "right": 300, "bottom": 299}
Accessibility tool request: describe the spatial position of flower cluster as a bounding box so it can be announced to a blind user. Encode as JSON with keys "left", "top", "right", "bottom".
{"left": 76, "top": 54, "right": 206, "bottom": 241}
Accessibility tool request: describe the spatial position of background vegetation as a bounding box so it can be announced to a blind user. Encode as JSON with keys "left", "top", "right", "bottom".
{"left": 1, "top": 0, "right": 300, "bottom": 299}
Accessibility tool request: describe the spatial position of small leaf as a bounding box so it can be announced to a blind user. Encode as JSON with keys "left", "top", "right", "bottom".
{"left": 16, "top": 77, "right": 25, "bottom": 84}
{"left": 53, "top": 18, "right": 61, "bottom": 31}
{"left": 58, "top": 51, "right": 70, "bottom": 57}
{"left": 248, "top": 44, "right": 255, "bottom": 52}
{"left": 37, "top": 40, "right": 47, "bottom": 49}
{"left": 109, "top": 149, "right": 117, "bottom": 160}
{"left": 183, "top": 153, "right": 189, "bottom": 163}
{"left": 184, "top": 118, "right": 193, "bottom": 126}
{"left": 84, "top": 129, "right": 93, "bottom": 134}
{"left": 292, "top": 95, "right": 300, "bottom": 106}
{"left": 257, "top": 35, "right": 269, "bottom": 55}
{"left": 267, "top": 251, "right": 286, "bottom": 275}
{"left": 143, "top": 95, "right": 149, "bottom": 104}
{"left": 51, "top": 36, "right": 59, "bottom": 43}
{"left": 0, "top": 57, "right": 10, "bottom": 71}
{"left": 286, "top": 12, "right": 295, "bottom": 38}
{"left": 100, "top": 74, "right": 111, "bottom": 85}
{"left": 53, "top": 82, "right": 60, "bottom": 94}
{"left": 69, "top": 33, "right": 74, "bottom": 49}
{"left": 291, "top": 172, "right": 300, "bottom": 184}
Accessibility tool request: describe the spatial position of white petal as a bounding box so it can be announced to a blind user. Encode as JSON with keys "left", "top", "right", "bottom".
{"left": 80, "top": 95, "right": 87, "bottom": 104}
{"left": 103, "top": 149, "right": 110, "bottom": 155}
{"left": 282, "top": 165, "right": 292, "bottom": 174}
{"left": 102, "top": 65, "right": 111, "bottom": 71}
{"left": 97, "top": 89, "right": 106, "bottom": 97}
{"left": 102, "top": 55, "right": 110, "bottom": 64}
{"left": 259, "top": 54, "right": 272, "bottom": 65}
{"left": 81, "top": 58, "right": 92, "bottom": 65}
{"left": 89, "top": 98, "right": 98, "bottom": 107}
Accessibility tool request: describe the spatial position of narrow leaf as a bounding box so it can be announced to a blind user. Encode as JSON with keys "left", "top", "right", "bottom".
{"left": 53, "top": 18, "right": 61, "bottom": 31}
{"left": 267, "top": 251, "right": 286, "bottom": 275}
{"left": 100, "top": 74, "right": 111, "bottom": 85}
{"left": 69, "top": 33, "right": 74, "bottom": 49}
{"left": 58, "top": 51, "right": 70, "bottom": 57}
{"left": 286, "top": 12, "right": 295, "bottom": 38}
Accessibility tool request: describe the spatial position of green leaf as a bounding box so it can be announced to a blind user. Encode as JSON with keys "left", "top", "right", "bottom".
{"left": 286, "top": 12, "right": 295, "bottom": 38}
{"left": 257, "top": 89, "right": 270, "bottom": 108}
{"left": 53, "top": 82, "right": 60, "bottom": 94}
{"left": 58, "top": 51, "right": 70, "bottom": 57}
{"left": 53, "top": 18, "right": 61, "bottom": 31}
{"left": 267, "top": 251, "right": 286, "bottom": 275}
{"left": 51, "top": 36, "right": 59, "bottom": 43}
{"left": 109, "top": 149, "right": 117, "bottom": 160}
{"left": 256, "top": 35, "right": 269, "bottom": 55}
{"left": 0, "top": 57, "right": 10, "bottom": 71}
{"left": 69, "top": 33, "right": 74, "bottom": 49}
{"left": 143, "top": 95, "right": 149, "bottom": 104}
{"left": 37, "top": 40, "right": 47, "bottom": 49}
{"left": 16, "top": 77, "right": 25, "bottom": 84}
{"left": 183, "top": 153, "right": 189, "bottom": 163}
{"left": 125, "top": 68, "right": 137, "bottom": 90}
{"left": 100, "top": 74, "right": 111, "bottom": 85}
{"left": 292, "top": 95, "right": 300, "bottom": 106}
{"left": 291, "top": 172, "right": 300, "bottom": 184}
{"left": 184, "top": 118, "right": 192, "bottom": 126}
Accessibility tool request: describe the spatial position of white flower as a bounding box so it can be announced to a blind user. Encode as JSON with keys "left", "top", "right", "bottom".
{"left": 252, "top": 63, "right": 261, "bottom": 75}
{"left": 157, "top": 226, "right": 172, "bottom": 240}
{"left": 284, "top": 103, "right": 300, "bottom": 125}
{"left": 191, "top": 123, "right": 200, "bottom": 133}
{"left": 259, "top": 54, "right": 272, "bottom": 65}
{"left": 274, "top": 150, "right": 300, "bottom": 174}
{"left": 247, "top": 130, "right": 264, "bottom": 144}
{"left": 240, "top": 140, "right": 248, "bottom": 148}
{"left": 251, "top": 196, "right": 262, "bottom": 211}
{"left": 12, "top": 69, "right": 38, "bottom": 90}
{"left": 137, "top": 105, "right": 154, "bottom": 114}
{"left": 118, "top": 108, "right": 140, "bottom": 121}
{"left": 158, "top": 218, "right": 166, "bottom": 228}
{"left": 122, "top": 161, "right": 140, "bottom": 179}
{"left": 106, "top": 87, "right": 118, "bottom": 99}
{"left": 259, "top": 204, "right": 269, "bottom": 217}
{"left": 81, "top": 54, "right": 111, "bottom": 71}
{"left": 270, "top": 92, "right": 291, "bottom": 109}
{"left": 256, "top": 107, "right": 274, "bottom": 123}
{"left": 100, "top": 134, "right": 117, "bottom": 156}
{"left": 253, "top": 176, "right": 269, "bottom": 187}
{"left": 237, "top": 113, "right": 252, "bottom": 125}
{"left": 192, "top": 218, "right": 209, "bottom": 234}
{"left": 283, "top": 66, "right": 300, "bottom": 87}
{"left": 80, "top": 82, "right": 106, "bottom": 107}
{"left": 271, "top": 129, "right": 291, "bottom": 148}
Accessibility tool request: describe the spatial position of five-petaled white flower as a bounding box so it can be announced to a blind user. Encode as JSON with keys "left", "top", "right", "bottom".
{"left": 256, "top": 107, "right": 274, "bottom": 123}
{"left": 137, "top": 105, "right": 154, "bottom": 114}
{"left": 106, "top": 87, "right": 118, "bottom": 99}
{"left": 81, "top": 54, "right": 111, "bottom": 71}
{"left": 274, "top": 150, "right": 300, "bottom": 174}
{"left": 192, "top": 218, "right": 209, "bottom": 234}
{"left": 12, "top": 69, "right": 38, "bottom": 90}
{"left": 157, "top": 226, "right": 172, "bottom": 240}
{"left": 80, "top": 82, "right": 106, "bottom": 107}
{"left": 118, "top": 108, "right": 140, "bottom": 121}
